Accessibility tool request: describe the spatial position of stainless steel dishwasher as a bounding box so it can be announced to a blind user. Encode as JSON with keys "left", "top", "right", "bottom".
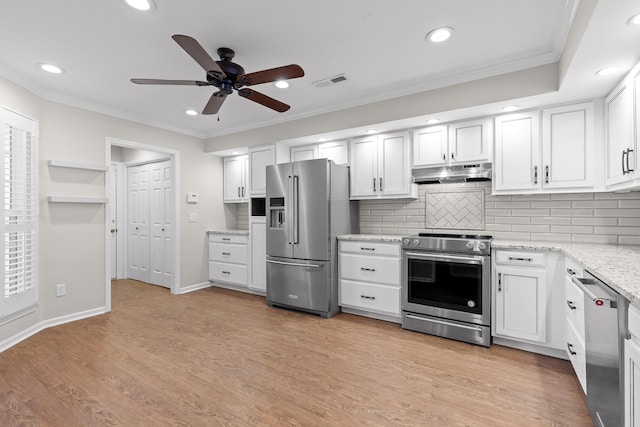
{"left": 572, "top": 271, "right": 628, "bottom": 427}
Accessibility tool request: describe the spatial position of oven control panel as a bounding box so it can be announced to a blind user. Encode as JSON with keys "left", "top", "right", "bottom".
{"left": 402, "top": 235, "right": 491, "bottom": 255}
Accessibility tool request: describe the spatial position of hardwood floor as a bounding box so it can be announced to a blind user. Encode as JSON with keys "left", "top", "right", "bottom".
{"left": 0, "top": 279, "right": 591, "bottom": 426}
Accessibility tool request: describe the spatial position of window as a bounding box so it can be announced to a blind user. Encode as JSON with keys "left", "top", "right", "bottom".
{"left": 1, "top": 107, "right": 38, "bottom": 324}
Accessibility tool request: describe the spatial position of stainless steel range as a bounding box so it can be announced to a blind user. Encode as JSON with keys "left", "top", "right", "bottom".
{"left": 401, "top": 233, "right": 492, "bottom": 347}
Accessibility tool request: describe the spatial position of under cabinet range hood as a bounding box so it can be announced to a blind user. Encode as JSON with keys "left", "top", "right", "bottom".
{"left": 412, "top": 163, "right": 492, "bottom": 184}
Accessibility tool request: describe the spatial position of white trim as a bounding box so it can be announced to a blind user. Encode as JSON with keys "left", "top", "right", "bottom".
{"left": 179, "top": 282, "right": 212, "bottom": 294}
{"left": 0, "top": 307, "right": 105, "bottom": 354}
{"left": 209, "top": 282, "right": 265, "bottom": 296}
{"left": 492, "top": 337, "right": 568, "bottom": 360}
{"left": 47, "top": 160, "right": 109, "bottom": 171}
{"left": 0, "top": 303, "right": 37, "bottom": 326}
{"left": 340, "top": 307, "right": 402, "bottom": 324}
{"left": 122, "top": 156, "right": 172, "bottom": 168}
{"left": 47, "top": 196, "right": 108, "bottom": 204}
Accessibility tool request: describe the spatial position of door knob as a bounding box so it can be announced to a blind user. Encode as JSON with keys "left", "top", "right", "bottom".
{"left": 110, "top": 229, "right": 116, "bottom": 233}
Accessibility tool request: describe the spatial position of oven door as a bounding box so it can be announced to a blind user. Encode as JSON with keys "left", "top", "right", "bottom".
{"left": 402, "top": 251, "right": 490, "bottom": 326}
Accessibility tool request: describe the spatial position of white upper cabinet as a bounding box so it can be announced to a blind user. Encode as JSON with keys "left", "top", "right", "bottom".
{"left": 248, "top": 145, "right": 275, "bottom": 197}
{"left": 350, "top": 131, "right": 416, "bottom": 199}
{"left": 448, "top": 118, "right": 492, "bottom": 165}
{"left": 493, "top": 102, "right": 597, "bottom": 194}
{"left": 290, "top": 144, "right": 317, "bottom": 162}
{"left": 605, "top": 73, "right": 636, "bottom": 187}
{"left": 542, "top": 101, "right": 595, "bottom": 189}
{"left": 318, "top": 140, "right": 349, "bottom": 165}
{"left": 412, "top": 125, "right": 448, "bottom": 167}
{"left": 494, "top": 111, "right": 541, "bottom": 192}
{"left": 223, "top": 155, "right": 249, "bottom": 203}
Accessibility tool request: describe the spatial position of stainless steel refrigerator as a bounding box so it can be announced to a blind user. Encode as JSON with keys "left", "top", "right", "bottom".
{"left": 266, "top": 158, "right": 357, "bottom": 318}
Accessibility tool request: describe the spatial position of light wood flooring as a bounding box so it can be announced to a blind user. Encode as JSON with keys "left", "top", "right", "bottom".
{"left": 0, "top": 279, "right": 592, "bottom": 426}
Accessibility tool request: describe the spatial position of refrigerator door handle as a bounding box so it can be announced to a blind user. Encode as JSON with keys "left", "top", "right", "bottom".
{"left": 266, "top": 259, "right": 322, "bottom": 268}
{"left": 288, "top": 175, "right": 293, "bottom": 245}
{"left": 293, "top": 175, "right": 299, "bottom": 244}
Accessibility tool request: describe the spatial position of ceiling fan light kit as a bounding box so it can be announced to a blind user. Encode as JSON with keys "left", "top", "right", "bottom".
{"left": 131, "top": 34, "right": 304, "bottom": 115}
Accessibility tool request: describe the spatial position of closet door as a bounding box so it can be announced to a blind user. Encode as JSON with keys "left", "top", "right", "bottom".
{"left": 149, "top": 160, "right": 173, "bottom": 288}
{"left": 127, "top": 164, "right": 150, "bottom": 282}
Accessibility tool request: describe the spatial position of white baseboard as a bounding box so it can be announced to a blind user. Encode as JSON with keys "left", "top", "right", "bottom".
{"left": 492, "top": 337, "right": 568, "bottom": 360}
{"left": 0, "top": 306, "right": 106, "bottom": 354}
{"left": 179, "top": 282, "right": 212, "bottom": 294}
{"left": 210, "top": 281, "right": 265, "bottom": 296}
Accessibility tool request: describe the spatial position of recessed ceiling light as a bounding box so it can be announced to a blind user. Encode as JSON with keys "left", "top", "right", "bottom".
{"left": 275, "top": 81, "right": 289, "bottom": 89}
{"left": 185, "top": 109, "right": 198, "bottom": 116}
{"left": 39, "top": 63, "right": 63, "bottom": 74}
{"left": 628, "top": 13, "right": 640, "bottom": 25}
{"left": 502, "top": 105, "right": 519, "bottom": 113}
{"left": 317, "top": 137, "right": 327, "bottom": 142}
{"left": 366, "top": 129, "right": 378, "bottom": 134}
{"left": 426, "top": 119, "right": 441, "bottom": 125}
{"left": 595, "top": 66, "right": 620, "bottom": 76}
{"left": 426, "top": 27, "right": 454, "bottom": 43}
{"left": 125, "top": 0, "right": 154, "bottom": 11}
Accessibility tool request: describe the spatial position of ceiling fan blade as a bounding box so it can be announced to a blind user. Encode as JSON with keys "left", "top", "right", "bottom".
{"left": 202, "top": 92, "right": 227, "bottom": 115}
{"left": 171, "top": 34, "right": 226, "bottom": 78}
{"left": 238, "top": 88, "right": 290, "bottom": 113}
{"left": 238, "top": 64, "right": 304, "bottom": 86}
{"left": 131, "top": 78, "right": 211, "bottom": 86}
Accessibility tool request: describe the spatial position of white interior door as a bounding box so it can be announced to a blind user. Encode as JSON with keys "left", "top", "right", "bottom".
{"left": 149, "top": 160, "right": 173, "bottom": 288}
{"left": 110, "top": 164, "right": 118, "bottom": 280}
{"left": 127, "top": 164, "right": 150, "bottom": 282}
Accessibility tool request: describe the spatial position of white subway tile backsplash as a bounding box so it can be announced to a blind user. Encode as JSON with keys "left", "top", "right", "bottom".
{"left": 357, "top": 183, "right": 640, "bottom": 245}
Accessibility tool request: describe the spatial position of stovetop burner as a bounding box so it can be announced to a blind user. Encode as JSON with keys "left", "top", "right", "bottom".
{"left": 418, "top": 233, "right": 493, "bottom": 240}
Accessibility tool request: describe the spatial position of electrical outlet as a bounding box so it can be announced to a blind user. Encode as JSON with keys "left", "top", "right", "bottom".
{"left": 56, "top": 284, "right": 66, "bottom": 297}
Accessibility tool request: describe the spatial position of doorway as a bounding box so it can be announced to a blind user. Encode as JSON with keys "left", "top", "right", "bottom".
{"left": 105, "top": 138, "right": 181, "bottom": 312}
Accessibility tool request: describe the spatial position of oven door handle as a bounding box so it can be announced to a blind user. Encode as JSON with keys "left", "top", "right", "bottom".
{"left": 404, "top": 252, "right": 485, "bottom": 265}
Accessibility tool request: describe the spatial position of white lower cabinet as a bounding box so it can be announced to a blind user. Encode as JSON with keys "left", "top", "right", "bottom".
{"left": 564, "top": 257, "right": 587, "bottom": 393}
{"left": 208, "top": 233, "right": 248, "bottom": 287}
{"left": 338, "top": 240, "right": 401, "bottom": 321}
{"left": 492, "top": 249, "right": 565, "bottom": 354}
{"left": 625, "top": 304, "right": 640, "bottom": 427}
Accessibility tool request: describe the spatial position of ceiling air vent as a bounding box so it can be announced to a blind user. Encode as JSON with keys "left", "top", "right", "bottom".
{"left": 312, "top": 74, "right": 348, "bottom": 88}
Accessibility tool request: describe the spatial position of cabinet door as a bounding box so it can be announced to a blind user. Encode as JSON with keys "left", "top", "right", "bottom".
{"left": 291, "top": 145, "right": 317, "bottom": 162}
{"left": 249, "top": 220, "right": 266, "bottom": 292}
{"left": 448, "top": 118, "right": 492, "bottom": 165}
{"left": 349, "top": 136, "right": 378, "bottom": 197}
{"left": 606, "top": 76, "right": 635, "bottom": 186}
{"left": 625, "top": 338, "right": 640, "bottom": 427}
{"left": 413, "top": 125, "right": 448, "bottom": 167}
{"left": 223, "top": 155, "right": 246, "bottom": 202}
{"left": 378, "top": 131, "right": 411, "bottom": 195}
{"left": 494, "top": 266, "right": 547, "bottom": 343}
{"left": 494, "top": 112, "right": 541, "bottom": 192}
{"left": 249, "top": 146, "right": 274, "bottom": 197}
{"left": 318, "top": 140, "right": 348, "bottom": 165}
{"left": 542, "top": 102, "right": 594, "bottom": 189}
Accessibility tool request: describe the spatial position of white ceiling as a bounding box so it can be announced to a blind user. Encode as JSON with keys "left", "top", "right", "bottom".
{"left": 0, "top": 1, "right": 639, "bottom": 141}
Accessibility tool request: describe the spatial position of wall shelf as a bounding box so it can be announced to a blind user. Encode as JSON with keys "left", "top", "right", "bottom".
{"left": 47, "top": 196, "right": 108, "bottom": 204}
{"left": 47, "top": 160, "right": 108, "bottom": 172}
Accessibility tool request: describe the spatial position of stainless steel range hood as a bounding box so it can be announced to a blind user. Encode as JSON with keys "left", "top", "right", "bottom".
{"left": 412, "top": 163, "right": 492, "bottom": 184}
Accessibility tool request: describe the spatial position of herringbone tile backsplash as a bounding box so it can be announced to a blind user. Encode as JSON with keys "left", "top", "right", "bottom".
{"left": 358, "top": 182, "right": 640, "bottom": 245}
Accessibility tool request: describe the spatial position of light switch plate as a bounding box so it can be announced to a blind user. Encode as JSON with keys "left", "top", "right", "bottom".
{"left": 188, "top": 212, "right": 198, "bottom": 223}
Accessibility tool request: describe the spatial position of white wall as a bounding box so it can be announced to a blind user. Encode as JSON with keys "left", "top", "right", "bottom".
{"left": 0, "top": 74, "right": 232, "bottom": 344}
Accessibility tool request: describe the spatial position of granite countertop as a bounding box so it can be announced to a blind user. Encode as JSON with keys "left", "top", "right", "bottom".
{"left": 207, "top": 230, "right": 249, "bottom": 235}
{"left": 338, "top": 234, "right": 405, "bottom": 243}
{"left": 493, "top": 239, "right": 640, "bottom": 307}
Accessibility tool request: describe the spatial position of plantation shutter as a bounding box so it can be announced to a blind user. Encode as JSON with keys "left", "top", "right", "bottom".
{"left": 0, "top": 107, "right": 38, "bottom": 323}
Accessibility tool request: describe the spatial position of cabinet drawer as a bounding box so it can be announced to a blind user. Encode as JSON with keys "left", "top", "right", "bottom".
{"left": 630, "top": 304, "right": 640, "bottom": 342}
{"left": 339, "top": 253, "right": 400, "bottom": 286}
{"left": 209, "top": 234, "right": 248, "bottom": 245}
{"left": 565, "top": 257, "right": 584, "bottom": 278}
{"left": 565, "top": 319, "right": 587, "bottom": 394}
{"left": 209, "top": 243, "right": 247, "bottom": 264}
{"left": 209, "top": 261, "right": 247, "bottom": 286}
{"left": 565, "top": 276, "right": 585, "bottom": 340}
{"left": 495, "top": 250, "right": 546, "bottom": 267}
{"left": 340, "top": 279, "right": 400, "bottom": 316}
{"left": 339, "top": 240, "right": 401, "bottom": 257}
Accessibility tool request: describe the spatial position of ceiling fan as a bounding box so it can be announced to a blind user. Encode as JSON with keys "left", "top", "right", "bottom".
{"left": 131, "top": 34, "right": 305, "bottom": 115}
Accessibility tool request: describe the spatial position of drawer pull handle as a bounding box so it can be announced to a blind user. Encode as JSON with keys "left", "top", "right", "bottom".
{"left": 361, "top": 295, "right": 376, "bottom": 300}
{"left": 222, "top": 252, "right": 231, "bottom": 256}
{"left": 566, "top": 268, "right": 576, "bottom": 276}
{"left": 222, "top": 238, "right": 231, "bottom": 241}
{"left": 222, "top": 271, "right": 230, "bottom": 275}
{"left": 360, "top": 267, "right": 376, "bottom": 272}
{"left": 508, "top": 256, "right": 532, "bottom": 262}
{"left": 566, "top": 342, "right": 577, "bottom": 356}
{"left": 497, "top": 272, "right": 502, "bottom": 292}
{"left": 360, "top": 247, "right": 375, "bottom": 251}
{"left": 566, "top": 300, "right": 577, "bottom": 310}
